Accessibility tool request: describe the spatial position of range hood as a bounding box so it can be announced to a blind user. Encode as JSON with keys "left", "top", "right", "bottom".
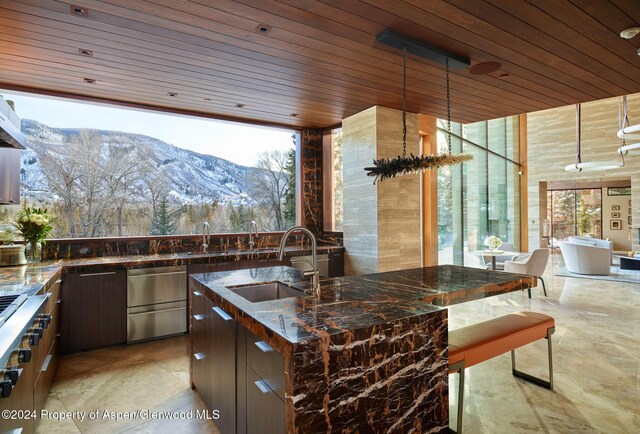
{"left": 0, "top": 97, "right": 26, "bottom": 149}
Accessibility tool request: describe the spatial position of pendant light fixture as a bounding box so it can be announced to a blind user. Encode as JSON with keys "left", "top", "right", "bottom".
{"left": 617, "top": 95, "right": 640, "bottom": 154}
{"left": 564, "top": 103, "right": 624, "bottom": 172}
{"left": 364, "top": 33, "right": 472, "bottom": 184}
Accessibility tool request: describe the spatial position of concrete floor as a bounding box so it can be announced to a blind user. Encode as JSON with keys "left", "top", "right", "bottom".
{"left": 37, "top": 254, "right": 638, "bottom": 433}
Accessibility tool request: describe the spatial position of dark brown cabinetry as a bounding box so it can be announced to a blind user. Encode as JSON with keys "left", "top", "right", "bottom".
{"left": 33, "top": 278, "right": 61, "bottom": 423}
{"left": 190, "top": 292, "right": 238, "bottom": 434}
{"left": 191, "top": 290, "right": 212, "bottom": 410}
{"left": 0, "top": 278, "right": 62, "bottom": 434}
{"left": 61, "top": 270, "right": 127, "bottom": 353}
{"left": 328, "top": 251, "right": 344, "bottom": 277}
{"left": 210, "top": 304, "right": 237, "bottom": 434}
{"left": 190, "top": 293, "right": 285, "bottom": 434}
{"left": 244, "top": 331, "right": 285, "bottom": 434}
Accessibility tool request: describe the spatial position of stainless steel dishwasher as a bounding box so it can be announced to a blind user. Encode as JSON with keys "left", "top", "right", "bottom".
{"left": 127, "top": 265, "right": 187, "bottom": 343}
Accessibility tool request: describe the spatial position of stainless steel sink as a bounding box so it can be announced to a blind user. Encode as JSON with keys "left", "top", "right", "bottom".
{"left": 228, "top": 282, "right": 305, "bottom": 303}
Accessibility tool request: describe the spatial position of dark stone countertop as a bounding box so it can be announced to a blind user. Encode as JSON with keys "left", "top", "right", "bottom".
{"left": 0, "top": 245, "right": 343, "bottom": 298}
{"left": 190, "top": 265, "right": 536, "bottom": 353}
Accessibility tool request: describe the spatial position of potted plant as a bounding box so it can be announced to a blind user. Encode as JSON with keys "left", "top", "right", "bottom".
{"left": 13, "top": 207, "right": 54, "bottom": 262}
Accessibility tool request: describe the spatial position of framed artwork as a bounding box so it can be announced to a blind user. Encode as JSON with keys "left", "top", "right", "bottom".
{"left": 612, "top": 205, "right": 620, "bottom": 211}
{"left": 608, "top": 187, "right": 631, "bottom": 196}
{"left": 611, "top": 212, "right": 620, "bottom": 218}
{"left": 629, "top": 216, "right": 633, "bottom": 225}
{"left": 610, "top": 220, "right": 622, "bottom": 230}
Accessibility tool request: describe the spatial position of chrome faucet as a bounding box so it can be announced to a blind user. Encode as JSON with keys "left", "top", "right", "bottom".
{"left": 248, "top": 220, "right": 259, "bottom": 250}
{"left": 278, "top": 226, "right": 320, "bottom": 294}
{"left": 202, "top": 222, "right": 210, "bottom": 252}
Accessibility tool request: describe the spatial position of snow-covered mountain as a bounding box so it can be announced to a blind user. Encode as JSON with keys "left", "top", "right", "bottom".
{"left": 19, "top": 119, "right": 263, "bottom": 206}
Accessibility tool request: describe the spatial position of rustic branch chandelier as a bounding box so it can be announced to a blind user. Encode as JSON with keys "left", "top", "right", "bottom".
{"left": 365, "top": 30, "right": 472, "bottom": 184}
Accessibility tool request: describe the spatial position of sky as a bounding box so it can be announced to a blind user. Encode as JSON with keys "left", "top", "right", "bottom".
{"left": 0, "top": 90, "right": 295, "bottom": 167}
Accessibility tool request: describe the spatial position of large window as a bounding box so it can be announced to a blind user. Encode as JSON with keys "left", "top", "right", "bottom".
{"left": 547, "top": 189, "right": 602, "bottom": 241}
{"left": 438, "top": 116, "right": 521, "bottom": 267}
{"left": 0, "top": 92, "right": 297, "bottom": 238}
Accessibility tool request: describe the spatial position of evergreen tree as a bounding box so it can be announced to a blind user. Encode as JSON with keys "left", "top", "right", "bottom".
{"left": 150, "top": 196, "right": 178, "bottom": 235}
{"left": 228, "top": 202, "right": 244, "bottom": 232}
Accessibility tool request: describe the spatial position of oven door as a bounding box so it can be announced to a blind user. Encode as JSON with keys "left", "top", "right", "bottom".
{"left": 127, "top": 300, "right": 187, "bottom": 343}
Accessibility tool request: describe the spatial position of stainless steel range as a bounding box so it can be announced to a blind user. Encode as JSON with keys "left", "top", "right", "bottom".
{"left": 0, "top": 293, "right": 50, "bottom": 399}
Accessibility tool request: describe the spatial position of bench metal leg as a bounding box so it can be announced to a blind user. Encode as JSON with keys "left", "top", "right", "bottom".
{"left": 511, "top": 327, "right": 555, "bottom": 390}
{"left": 449, "top": 361, "right": 465, "bottom": 434}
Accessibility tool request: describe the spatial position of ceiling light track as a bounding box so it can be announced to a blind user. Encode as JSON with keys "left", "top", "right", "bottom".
{"left": 376, "top": 29, "right": 470, "bottom": 69}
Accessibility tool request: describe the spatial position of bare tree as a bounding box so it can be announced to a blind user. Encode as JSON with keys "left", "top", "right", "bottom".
{"left": 247, "top": 150, "right": 290, "bottom": 231}
{"left": 39, "top": 130, "right": 144, "bottom": 237}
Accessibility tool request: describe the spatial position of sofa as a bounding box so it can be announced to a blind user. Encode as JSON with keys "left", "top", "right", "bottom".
{"left": 567, "top": 236, "right": 613, "bottom": 261}
{"left": 559, "top": 237, "right": 612, "bottom": 275}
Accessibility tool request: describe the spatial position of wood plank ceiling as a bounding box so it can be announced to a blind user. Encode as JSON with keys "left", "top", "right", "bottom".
{"left": 0, "top": 0, "right": 639, "bottom": 128}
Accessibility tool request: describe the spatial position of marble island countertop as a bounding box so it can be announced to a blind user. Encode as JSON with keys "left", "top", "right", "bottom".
{"left": 0, "top": 245, "right": 343, "bottom": 297}
{"left": 190, "top": 265, "right": 535, "bottom": 432}
{"left": 190, "top": 265, "right": 536, "bottom": 350}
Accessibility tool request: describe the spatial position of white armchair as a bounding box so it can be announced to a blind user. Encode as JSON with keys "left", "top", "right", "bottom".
{"left": 559, "top": 241, "right": 611, "bottom": 276}
{"left": 504, "top": 248, "right": 550, "bottom": 298}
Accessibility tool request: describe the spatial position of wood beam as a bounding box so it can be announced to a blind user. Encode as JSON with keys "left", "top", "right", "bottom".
{"left": 419, "top": 114, "right": 439, "bottom": 266}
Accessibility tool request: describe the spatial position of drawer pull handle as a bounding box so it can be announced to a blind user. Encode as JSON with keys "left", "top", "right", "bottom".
{"left": 129, "top": 271, "right": 186, "bottom": 278}
{"left": 254, "top": 341, "right": 273, "bottom": 353}
{"left": 41, "top": 355, "right": 52, "bottom": 372}
{"left": 193, "top": 291, "right": 203, "bottom": 297}
{"left": 194, "top": 352, "right": 205, "bottom": 361}
{"left": 212, "top": 306, "right": 233, "bottom": 321}
{"left": 193, "top": 314, "right": 205, "bottom": 321}
{"left": 254, "top": 380, "right": 271, "bottom": 394}
{"left": 129, "top": 307, "right": 185, "bottom": 317}
{"left": 80, "top": 271, "right": 116, "bottom": 277}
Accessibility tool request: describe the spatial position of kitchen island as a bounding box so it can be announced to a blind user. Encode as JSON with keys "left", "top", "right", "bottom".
{"left": 190, "top": 265, "right": 535, "bottom": 433}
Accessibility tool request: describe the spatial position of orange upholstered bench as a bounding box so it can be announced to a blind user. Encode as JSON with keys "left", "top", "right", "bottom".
{"left": 448, "top": 311, "right": 555, "bottom": 433}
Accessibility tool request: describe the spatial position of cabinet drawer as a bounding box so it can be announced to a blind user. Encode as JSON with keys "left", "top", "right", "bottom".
{"left": 127, "top": 302, "right": 187, "bottom": 342}
{"left": 128, "top": 266, "right": 186, "bottom": 306}
{"left": 191, "top": 288, "right": 206, "bottom": 316}
{"left": 34, "top": 301, "right": 60, "bottom": 370}
{"left": 42, "top": 278, "right": 61, "bottom": 315}
{"left": 192, "top": 350, "right": 206, "bottom": 393}
{"left": 191, "top": 311, "right": 207, "bottom": 353}
{"left": 246, "top": 331, "right": 284, "bottom": 401}
{"left": 246, "top": 367, "right": 285, "bottom": 434}
{"left": 34, "top": 338, "right": 59, "bottom": 418}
